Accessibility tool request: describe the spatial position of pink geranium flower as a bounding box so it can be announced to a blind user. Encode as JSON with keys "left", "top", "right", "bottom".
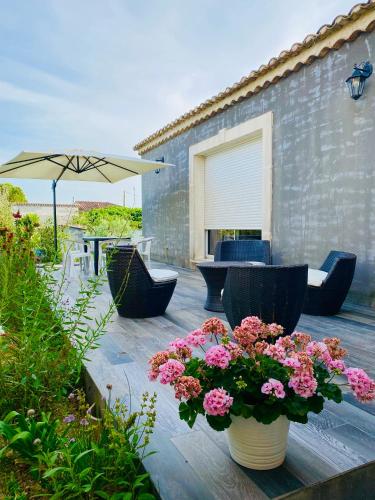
{"left": 169, "top": 338, "right": 192, "bottom": 359}
{"left": 241, "top": 316, "right": 263, "bottom": 331}
{"left": 282, "top": 357, "right": 301, "bottom": 369}
{"left": 159, "top": 359, "right": 185, "bottom": 384}
{"left": 205, "top": 345, "right": 231, "bottom": 369}
{"left": 174, "top": 376, "right": 202, "bottom": 400}
{"left": 185, "top": 329, "right": 207, "bottom": 347}
{"left": 224, "top": 341, "right": 243, "bottom": 360}
{"left": 345, "top": 367, "right": 375, "bottom": 403}
{"left": 203, "top": 388, "right": 233, "bottom": 416}
{"left": 264, "top": 343, "right": 286, "bottom": 362}
{"left": 288, "top": 372, "right": 318, "bottom": 398}
{"left": 201, "top": 317, "right": 227, "bottom": 336}
{"left": 291, "top": 331, "right": 312, "bottom": 349}
{"left": 264, "top": 322, "right": 284, "bottom": 338}
{"left": 261, "top": 378, "right": 286, "bottom": 399}
{"left": 233, "top": 325, "right": 258, "bottom": 348}
{"left": 328, "top": 359, "right": 346, "bottom": 373}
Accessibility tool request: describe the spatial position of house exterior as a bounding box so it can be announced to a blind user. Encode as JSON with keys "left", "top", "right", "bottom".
{"left": 135, "top": 1, "right": 375, "bottom": 306}
{"left": 12, "top": 202, "right": 78, "bottom": 224}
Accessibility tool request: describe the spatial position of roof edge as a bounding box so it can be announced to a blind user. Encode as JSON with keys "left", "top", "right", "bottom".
{"left": 134, "top": 1, "right": 375, "bottom": 154}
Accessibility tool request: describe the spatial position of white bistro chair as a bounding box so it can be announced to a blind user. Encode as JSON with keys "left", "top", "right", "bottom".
{"left": 135, "top": 237, "right": 154, "bottom": 268}
{"left": 64, "top": 236, "right": 92, "bottom": 276}
{"left": 98, "top": 237, "right": 132, "bottom": 272}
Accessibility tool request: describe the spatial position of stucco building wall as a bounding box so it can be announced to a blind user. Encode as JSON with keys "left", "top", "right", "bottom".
{"left": 13, "top": 203, "right": 78, "bottom": 225}
{"left": 142, "top": 32, "right": 375, "bottom": 305}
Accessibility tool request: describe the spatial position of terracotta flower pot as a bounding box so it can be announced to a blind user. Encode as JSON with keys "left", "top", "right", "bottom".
{"left": 226, "top": 414, "right": 290, "bottom": 469}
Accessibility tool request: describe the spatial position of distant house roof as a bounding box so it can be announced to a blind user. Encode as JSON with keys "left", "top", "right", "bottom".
{"left": 13, "top": 201, "right": 119, "bottom": 211}
{"left": 14, "top": 202, "right": 75, "bottom": 208}
{"left": 75, "top": 201, "right": 119, "bottom": 212}
{"left": 134, "top": 1, "right": 375, "bottom": 154}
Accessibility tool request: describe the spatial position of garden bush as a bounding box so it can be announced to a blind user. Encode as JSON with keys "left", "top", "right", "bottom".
{"left": 73, "top": 206, "right": 142, "bottom": 237}
{"left": 0, "top": 210, "right": 156, "bottom": 498}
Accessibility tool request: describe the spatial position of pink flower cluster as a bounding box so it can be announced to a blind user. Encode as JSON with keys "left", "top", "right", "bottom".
{"left": 174, "top": 376, "right": 202, "bottom": 400}
{"left": 306, "top": 341, "right": 331, "bottom": 364}
{"left": 291, "top": 332, "right": 312, "bottom": 349}
{"left": 201, "top": 317, "right": 227, "bottom": 336}
{"left": 345, "top": 367, "right": 375, "bottom": 402}
{"left": 224, "top": 341, "right": 243, "bottom": 360}
{"left": 233, "top": 317, "right": 284, "bottom": 352}
{"left": 288, "top": 354, "right": 317, "bottom": 398}
{"left": 205, "top": 345, "right": 231, "bottom": 369}
{"left": 261, "top": 378, "right": 286, "bottom": 399}
{"left": 264, "top": 343, "right": 286, "bottom": 362}
{"left": 186, "top": 329, "right": 207, "bottom": 347}
{"left": 159, "top": 359, "right": 185, "bottom": 384}
{"left": 203, "top": 388, "right": 233, "bottom": 416}
{"left": 288, "top": 371, "right": 318, "bottom": 398}
{"left": 323, "top": 337, "right": 347, "bottom": 360}
{"left": 148, "top": 316, "right": 375, "bottom": 424}
{"left": 169, "top": 338, "right": 192, "bottom": 359}
{"left": 148, "top": 350, "right": 171, "bottom": 381}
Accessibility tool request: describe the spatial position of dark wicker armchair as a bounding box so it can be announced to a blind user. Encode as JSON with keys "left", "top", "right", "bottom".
{"left": 106, "top": 246, "right": 177, "bottom": 318}
{"left": 222, "top": 264, "right": 308, "bottom": 334}
{"left": 214, "top": 240, "right": 271, "bottom": 264}
{"left": 303, "top": 251, "right": 357, "bottom": 316}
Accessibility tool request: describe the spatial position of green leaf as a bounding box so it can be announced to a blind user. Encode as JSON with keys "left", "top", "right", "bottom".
{"left": 73, "top": 448, "right": 94, "bottom": 464}
{"left": 9, "top": 431, "right": 32, "bottom": 445}
{"left": 252, "top": 404, "right": 280, "bottom": 424}
{"left": 206, "top": 414, "right": 232, "bottom": 431}
{"left": 138, "top": 494, "right": 156, "bottom": 500}
{"left": 307, "top": 395, "right": 324, "bottom": 414}
{"left": 43, "top": 466, "right": 68, "bottom": 479}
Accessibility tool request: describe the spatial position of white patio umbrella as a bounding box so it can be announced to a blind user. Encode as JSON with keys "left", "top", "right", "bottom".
{"left": 0, "top": 151, "right": 172, "bottom": 250}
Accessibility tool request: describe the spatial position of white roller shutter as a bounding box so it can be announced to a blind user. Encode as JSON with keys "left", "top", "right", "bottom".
{"left": 204, "top": 134, "right": 263, "bottom": 230}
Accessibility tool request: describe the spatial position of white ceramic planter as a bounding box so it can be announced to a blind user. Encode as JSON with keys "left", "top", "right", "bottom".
{"left": 226, "top": 414, "right": 290, "bottom": 470}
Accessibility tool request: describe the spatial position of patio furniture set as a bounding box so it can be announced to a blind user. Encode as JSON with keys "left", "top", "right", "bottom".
{"left": 104, "top": 238, "right": 357, "bottom": 328}
{"left": 198, "top": 240, "right": 356, "bottom": 331}
{"left": 64, "top": 231, "right": 154, "bottom": 276}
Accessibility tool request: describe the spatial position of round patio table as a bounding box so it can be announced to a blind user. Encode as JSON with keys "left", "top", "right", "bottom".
{"left": 83, "top": 236, "right": 131, "bottom": 275}
{"left": 196, "top": 261, "right": 266, "bottom": 312}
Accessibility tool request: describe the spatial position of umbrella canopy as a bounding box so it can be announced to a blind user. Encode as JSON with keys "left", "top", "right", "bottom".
{"left": 0, "top": 150, "right": 173, "bottom": 252}
{"left": 0, "top": 150, "right": 173, "bottom": 182}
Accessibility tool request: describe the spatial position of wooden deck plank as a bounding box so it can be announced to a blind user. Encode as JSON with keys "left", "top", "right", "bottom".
{"left": 172, "top": 430, "right": 268, "bottom": 500}
{"left": 71, "top": 262, "right": 375, "bottom": 499}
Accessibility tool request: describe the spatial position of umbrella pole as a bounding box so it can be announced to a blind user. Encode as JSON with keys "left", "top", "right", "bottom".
{"left": 52, "top": 180, "right": 58, "bottom": 252}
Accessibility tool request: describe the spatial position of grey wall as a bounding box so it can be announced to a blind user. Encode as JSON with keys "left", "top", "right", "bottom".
{"left": 142, "top": 31, "right": 375, "bottom": 305}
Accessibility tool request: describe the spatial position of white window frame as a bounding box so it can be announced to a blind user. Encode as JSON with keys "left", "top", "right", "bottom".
{"left": 188, "top": 111, "right": 273, "bottom": 264}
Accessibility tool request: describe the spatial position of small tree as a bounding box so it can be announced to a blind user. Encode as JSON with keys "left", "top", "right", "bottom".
{"left": 0, "top": 183, "right": 27, "bottom": 203}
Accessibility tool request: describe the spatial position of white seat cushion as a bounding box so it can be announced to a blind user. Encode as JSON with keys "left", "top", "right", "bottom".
{"left": 149, "top": 269, "right": 179, "bottom": 282}
{"left": 308, "top": 268, "right": 328, "bottom": 287}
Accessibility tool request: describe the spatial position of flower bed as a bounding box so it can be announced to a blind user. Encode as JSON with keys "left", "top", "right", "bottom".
{"left": 0, "top": 213, "right": 157, "bottom": 498}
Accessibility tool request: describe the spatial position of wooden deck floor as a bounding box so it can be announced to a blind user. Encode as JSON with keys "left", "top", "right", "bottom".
{"left": 77, "top": 263, "right": 375, "bottom": 500}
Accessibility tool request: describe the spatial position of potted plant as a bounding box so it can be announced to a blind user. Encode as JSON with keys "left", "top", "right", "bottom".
{"left": 148, "top": 316, "right": 375, "bottom": 470}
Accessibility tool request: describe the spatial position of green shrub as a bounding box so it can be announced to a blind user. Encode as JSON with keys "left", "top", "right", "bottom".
{"left": 0, "top": 193, "right": 14, "bottom": 229}
{"left": 0, "top": 183, "right": 27, "bottom": 203}
{"left": 32, "top": 219, "right": 66, "bottom": 263}
{"left": 0, "top": 201, "right": 157, "bottom": 497}
{"left": 73, "top": 206, "right": 142, "bottom": 237}
{"left": 0, "top": 390, "right": 157, "bottom": 498}
{"left": 0, "top": 221, "right": 113, "bottom": 415}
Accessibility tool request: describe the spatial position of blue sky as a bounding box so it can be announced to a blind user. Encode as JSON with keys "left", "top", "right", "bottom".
{"left": 0, "top": 0, "right": 356, "bottom": 206}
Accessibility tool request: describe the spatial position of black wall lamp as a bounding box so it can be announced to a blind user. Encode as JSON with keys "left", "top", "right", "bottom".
{"left": 154, "top": 156, "right": 164, "bottom": 174}
{"left": 346, "top": 61, "right": 373, "bottom": 100}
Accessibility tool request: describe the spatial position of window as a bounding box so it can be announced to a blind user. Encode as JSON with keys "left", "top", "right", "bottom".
{"left": 189, "top": 112, "right": 272, "bottom": 263}
{"left": 207, "top": 229, "right": 262, "bottom": 256}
